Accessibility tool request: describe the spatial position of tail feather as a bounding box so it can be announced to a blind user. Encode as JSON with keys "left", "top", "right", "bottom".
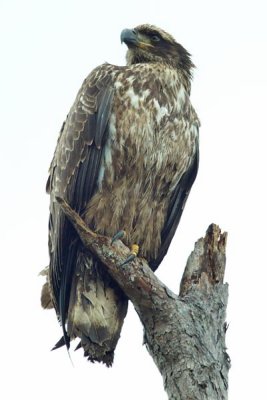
{"left": 67, "top": 252, "right": 128, "bottom": 366}
{"left": 51, "top": 336, "right": 65, "bottom": 351}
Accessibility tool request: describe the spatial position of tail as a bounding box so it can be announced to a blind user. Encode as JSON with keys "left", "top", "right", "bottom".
{"left": 66, "top": 251, "right": 128, "bottom": 366}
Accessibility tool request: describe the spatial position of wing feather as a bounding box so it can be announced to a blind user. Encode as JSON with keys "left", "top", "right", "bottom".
{"left": 48, "top": 64, "right": 117, "bottom": 343}
{"left": 150, "top": 143, "right": 199, "bottom": 271}
{"left": 95, "top": 87, "right": 114, "bottom": 148}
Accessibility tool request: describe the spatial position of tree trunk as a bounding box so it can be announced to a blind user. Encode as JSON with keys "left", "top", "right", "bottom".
{"left": 57, "top": 197, "right": 230, "bottom": 400}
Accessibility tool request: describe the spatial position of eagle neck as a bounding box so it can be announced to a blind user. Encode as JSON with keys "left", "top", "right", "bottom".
{"left": 126, "top": 56, "right": 192, "bottom": 93}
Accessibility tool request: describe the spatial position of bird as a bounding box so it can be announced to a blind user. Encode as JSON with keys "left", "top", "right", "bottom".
{"left": 41, "top": 24, "right": 200, "bottom": 366}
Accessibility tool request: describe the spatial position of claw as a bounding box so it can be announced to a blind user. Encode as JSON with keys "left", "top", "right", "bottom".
{"left": 111, "top": 230, "right": 126, "bottom": 244}
{"left": 120, "top": 254, "right": 136, "bottom": 266}
{"left": 120, "top": 244, "right": 139, "bottom": 266}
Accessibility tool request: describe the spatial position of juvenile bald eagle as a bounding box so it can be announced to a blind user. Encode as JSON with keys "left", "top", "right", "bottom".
{"left": 41, "top": 24, "right": 199, "bottom": 366}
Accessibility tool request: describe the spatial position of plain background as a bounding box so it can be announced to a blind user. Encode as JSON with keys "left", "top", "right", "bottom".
{"left": 1, "top": 0, "right": 267, "bottom": 398}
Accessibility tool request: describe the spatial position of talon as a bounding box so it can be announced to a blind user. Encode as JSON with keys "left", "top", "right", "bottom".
{"left": 111, "top": 230, "right": 126, "bottom": 244}
{"left": 120, "top": 244, "right": 139, "bottom": 266}
{"left": 120, "top": 254, "right": 136, "bottom": 266}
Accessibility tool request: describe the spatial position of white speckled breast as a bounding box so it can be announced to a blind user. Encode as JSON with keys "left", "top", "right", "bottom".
{"left": 84, "top": 63, "right": 199, "bottom": 259}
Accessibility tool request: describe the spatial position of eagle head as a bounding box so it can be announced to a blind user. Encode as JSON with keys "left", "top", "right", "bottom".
{"left": 121, "top": 24, "right": 194, "bottom": 78}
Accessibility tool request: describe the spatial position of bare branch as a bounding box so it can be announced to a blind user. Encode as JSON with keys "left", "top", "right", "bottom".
{"left": 57, "top": 197, "right": 230, "bottom": 400}
{"left": 180, "top": 223, "right": 227, "bottom": 296}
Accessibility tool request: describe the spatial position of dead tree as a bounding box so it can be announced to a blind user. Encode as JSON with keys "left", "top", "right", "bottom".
{"left": 57, "top": 197, "right": 230, "bottom": 400}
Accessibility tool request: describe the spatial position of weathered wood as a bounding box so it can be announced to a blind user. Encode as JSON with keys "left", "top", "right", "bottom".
{"left": 57, "top": 197, "right": 230, "bottom": 400}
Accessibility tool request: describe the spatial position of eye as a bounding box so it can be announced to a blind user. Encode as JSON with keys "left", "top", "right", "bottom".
{"left": 151, "top": 35, "right": 160, "bottom": 42}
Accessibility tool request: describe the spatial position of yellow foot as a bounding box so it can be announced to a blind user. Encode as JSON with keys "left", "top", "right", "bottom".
{"left": 120, "top": 244, "right": 139, "bottom": 266}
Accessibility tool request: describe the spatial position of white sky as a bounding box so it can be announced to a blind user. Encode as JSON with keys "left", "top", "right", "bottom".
{"left": 1, "top": 0, "right": 267, "bottom": 399}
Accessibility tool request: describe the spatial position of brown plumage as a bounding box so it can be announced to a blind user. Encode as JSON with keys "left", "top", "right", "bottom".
{"left": 41, "top": 24, "right": 200, "bottom": 366}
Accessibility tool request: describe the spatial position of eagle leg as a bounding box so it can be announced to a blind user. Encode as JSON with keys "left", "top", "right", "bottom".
{"left": 111, "top": 231, "right": 139, "bottom": 266}
{"left": 120, "top": 244, "right": 139, "bottom": 266}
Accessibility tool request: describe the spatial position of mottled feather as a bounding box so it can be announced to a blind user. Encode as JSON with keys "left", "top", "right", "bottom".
{"left": 42, "top": 24, "right": 200, "bottom": 365}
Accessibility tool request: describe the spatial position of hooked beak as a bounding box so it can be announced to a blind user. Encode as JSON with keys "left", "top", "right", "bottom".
{"left": 120, "top": 29, "right": 138, "bottom": 48}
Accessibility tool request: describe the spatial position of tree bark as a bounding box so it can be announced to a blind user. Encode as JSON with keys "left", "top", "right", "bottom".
{"left": 57, "top": 197, "right": 230, "bottom": 400}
